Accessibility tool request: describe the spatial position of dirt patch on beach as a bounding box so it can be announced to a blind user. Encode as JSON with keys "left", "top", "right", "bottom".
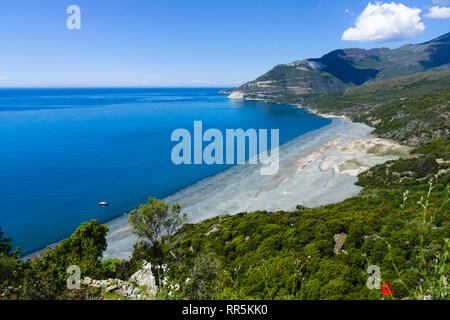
{"left": 318, "top": 137, "right": 411, "bottom": 176}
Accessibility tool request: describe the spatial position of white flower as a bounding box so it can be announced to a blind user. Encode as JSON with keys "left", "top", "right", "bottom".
{"left": 185, "top": 278, "right": 191, "bottom": 283}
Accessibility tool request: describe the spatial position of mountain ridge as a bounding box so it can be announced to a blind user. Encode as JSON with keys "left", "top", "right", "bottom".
{"left": 224, "top": 32, "right": 450, "bottom": 101}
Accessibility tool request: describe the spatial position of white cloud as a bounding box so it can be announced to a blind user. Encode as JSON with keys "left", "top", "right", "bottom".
{"left": 425, "top": 6, "right": 450, "bottom": 19}
{"left": 342, "top": 2, "right": 425, "bottom": 42}
{"left": 432, "top": 0, "right": 450, "bottom": 5}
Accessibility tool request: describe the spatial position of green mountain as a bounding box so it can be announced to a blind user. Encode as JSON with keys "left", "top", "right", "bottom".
{"left": 304, "top": 70, "right": 450, "bottom": 146}
{"left": 224, "top": 32, "right": 450, "bottom": 101}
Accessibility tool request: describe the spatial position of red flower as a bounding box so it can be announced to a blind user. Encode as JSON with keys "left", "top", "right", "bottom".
{"left": 381, "top": 282, "right": 394, "bottom": 295}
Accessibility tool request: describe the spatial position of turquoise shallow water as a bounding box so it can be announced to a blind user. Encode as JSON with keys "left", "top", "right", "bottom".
{"left": 0, "top": 88, "right": 331, "bottom": 254}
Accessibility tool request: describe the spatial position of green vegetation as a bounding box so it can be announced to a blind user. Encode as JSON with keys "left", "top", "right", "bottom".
{"left": 129, "top": 197, "right": 187, "bottom": 248}
{"left": 296, "top": 71, "right": 450, "bottom": 146}
{"left": 0, "top": 227, "right": 17, "bottom": 285}
{"left": 0, "top": 220, "right": 109, "bottom": 299}
{"left": 0, "top": 227, "right": 13, "bottom": 256}
{"left": 383, "top": 182, "right": 449, "bottom": 300}
{"left": 1, "top": 132, "right": 448, "bottom": 301}
{"left": 302, "top": 70, "right": 450, "bottom": 109}
{"left": 412, "top": 137, "right": 450, "bottom": 161}
{"left": 121, "top": 138, "right": 448, "bottom": 300}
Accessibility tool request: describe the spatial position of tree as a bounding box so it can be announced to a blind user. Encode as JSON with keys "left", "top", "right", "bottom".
{"left": 30, "top": 219, "right": 109, "bottom": 290}
{"left": 0, "top": 227, "right": 18, "bottom": 295}
{"left": 0, "top": 253, "right": 16, "bottom": 284}
{"left": 2, "top": 220, "right": 109, "bottom": 299}
{"left": 54, "top": 219, "right": 108, "bottom": 262}
{"left": 128, "top": 198, "right": 186, "bottom": 248}
{"left": 0, "top": 227, "right": 12, "bottom": 256}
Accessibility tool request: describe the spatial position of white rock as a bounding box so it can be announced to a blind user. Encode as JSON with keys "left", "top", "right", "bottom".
{"left": 106, "top": 285, "right": 118, "bottom": 292}
{"left": 228, "top": 91, "right": 245, "bottom": 100}
{"left": 129, "top": 260, "right": 157, "bottom": 294}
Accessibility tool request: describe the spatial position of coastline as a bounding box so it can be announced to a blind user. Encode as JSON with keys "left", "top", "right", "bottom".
{"left": 297, "top": 104, "right": 352, "bottom": 122}
{"left": 22, "top": 97, "right": 411, "bottom": 261}
{"left": 103, "top": 113, "right": 410, "bottom": 260}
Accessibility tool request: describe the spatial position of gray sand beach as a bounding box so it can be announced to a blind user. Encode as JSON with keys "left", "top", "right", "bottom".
{"left": 103, "top": 116, "right": 409, "bottom": 259}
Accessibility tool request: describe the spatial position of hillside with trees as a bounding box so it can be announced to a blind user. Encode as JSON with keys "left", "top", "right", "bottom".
{"left": 1, "top": 44, "right": 449, "bottom": 300}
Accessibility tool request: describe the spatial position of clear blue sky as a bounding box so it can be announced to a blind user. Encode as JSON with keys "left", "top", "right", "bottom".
{"left": 0, "top": 0, "right": 449, "bottom": 87}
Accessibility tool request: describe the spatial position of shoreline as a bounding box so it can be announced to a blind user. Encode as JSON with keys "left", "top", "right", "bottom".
{"left": 103, "top": 114, "right": 410, "bottom": 260}
{"left": 296, "top": 104, "right": 352, "bottom": 122}
{"left": 24, "top": 99, "right": 410, "bottom": 261}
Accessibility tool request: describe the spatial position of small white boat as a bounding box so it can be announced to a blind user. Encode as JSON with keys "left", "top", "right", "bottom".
{"left": 98, "top": 201, "right": 109, "bottom": 206}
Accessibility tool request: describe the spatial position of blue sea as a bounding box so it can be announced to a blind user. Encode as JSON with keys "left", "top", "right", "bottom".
{"left": 0, "top": 88, "right": 331, "bottom": 254}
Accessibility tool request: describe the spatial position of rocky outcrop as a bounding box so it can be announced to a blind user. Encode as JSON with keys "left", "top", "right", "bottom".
{"left": 205, "top": 225, "right": 220, "bottom": 236}
{"left": 333, "top": 233, "right": 347, "bottom": 255}
{"left": 83, "top": 260, "right": 157, "bottom": 300}
{"left": 129, "top": 260, "right": 157, "bottom": 294}
{"left": 228, "top": 91, "right": 245, "bottom": 100}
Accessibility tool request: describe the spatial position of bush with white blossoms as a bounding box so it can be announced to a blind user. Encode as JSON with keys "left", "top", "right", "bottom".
{"left": 154, "top": 264, "right": 189, "bottom": 300}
